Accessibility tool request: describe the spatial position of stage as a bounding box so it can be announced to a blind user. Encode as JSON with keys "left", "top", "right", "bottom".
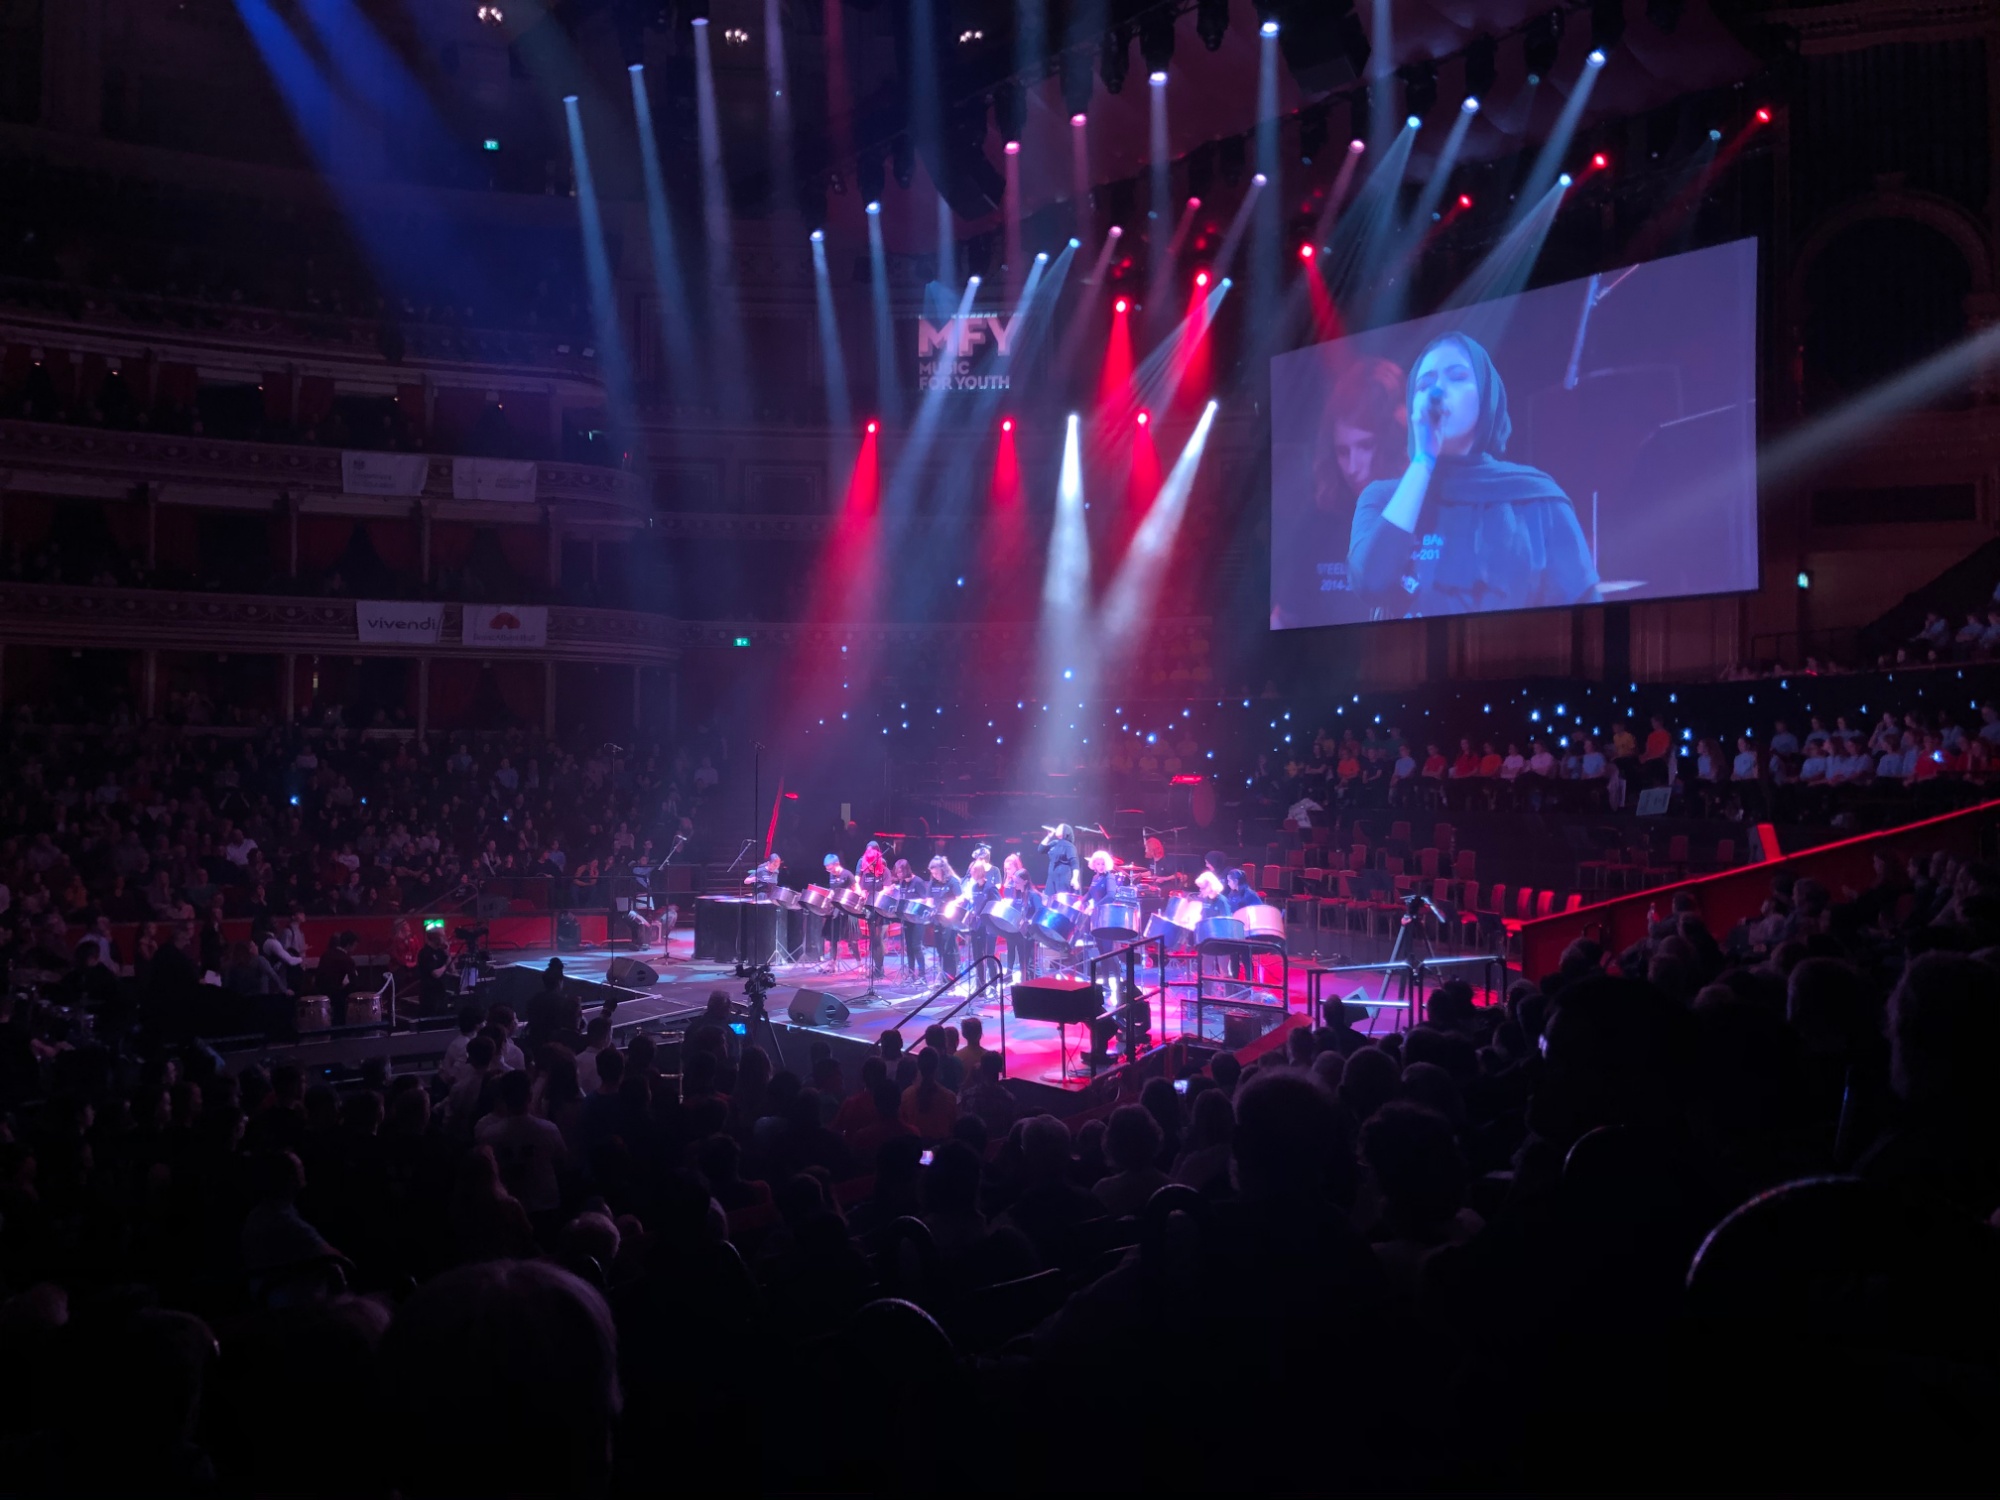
{"left": 258, "top": 923, "right": 1498, "bottom": 1093}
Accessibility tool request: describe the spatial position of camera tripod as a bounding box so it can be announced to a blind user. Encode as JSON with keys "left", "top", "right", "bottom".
{"left": 737, "top": 962, "right": 787, "bottom": 1069}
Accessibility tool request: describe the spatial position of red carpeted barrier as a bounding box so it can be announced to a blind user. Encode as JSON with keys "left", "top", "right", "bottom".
{"left": 1516, "top": 796, "right": 2000, "bottom": 981}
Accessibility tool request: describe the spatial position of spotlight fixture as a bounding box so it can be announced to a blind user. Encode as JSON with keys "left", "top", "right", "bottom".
{"left": 809, "top": 228, "right": 824, "bottom": 243}
{"left": 968, "top": 274, "right": 981, "bottom": 286}
{"left": 1400, "top": 60, "right": 1437, "bottom": 120}
{"left": 1197, "top": 0, "right": 1230, "bottom": 52}
{"left": 686, "top": 0, "right": 708, "bottom": 26}
{"left": 1405, "top": 114, "right": 1422, "bottom": 131}
{"left": 1589, "top": 0, "right": 1626, "bottom": 56}
{"left": 1754, "top": 105, "right": 1772, "bottom": 124}
{"left": 1464, "top": 33, "right": 1497, "bottom": 100}
{"left": 958, "top": 29, "right": 984, "bottom": 44}
{"left": 1349, "top": 137, "right": 1365, "bottom": 153}
{"left": 1462, "top": 96, "right": 1480, "bottom": 114}
{"left": 1587, "top": 47, "right": 1606, "bottom": 66}
{"left": 865, "top": 420, "right": 878, "bottom": 433}
{"left": 1708, "top": 127, "right": 1722, "bottom": 142}
{"left": 476, "top": 5, "right": 505, "bottom": 25}
{"left": 1194, "top": 270, "right": 1209, "bottom": 287}
{"left": 1114, "top": 297, "right": 1129, "bottom": 312}
{"left": 1260, "top": 19, "right": 1279, "bottom": 38}
{"left": 1140, "top": 8, "right": 1176, "bottom": 77}
{"left": 1250, "top": 172, "right": 1266, "bottom": 186}
{"left": 1457, "top": 193, "right": 1472, "bottom": 208}
{"left": 1523, "top": 10, "right": 1564, "bottom": 82}
{"left": 1068, "top": 237, "right": 1081, "bottom": 247}
{"left": 1061, "top": 47, "right": 1095, "bottom": 119}
{"left": 1002, "top": 417, "right": 1014, "bottom": 432}
{"left": 1591, "top": 151, "right": 1609, "bottom": 169}
{"left": 1100, "top": 27, "right": 1131, "bottom": 93}
{"left": 562, "top": 93, "right": 579, "bottom": 104}
{"left": 1136, "top": 411, "right": 1150, "bottom": 426}
{"left": 1298, "top": 242, "right": 1315, "bottom": 260}
{"left": 994, "top": 79, "right": 1027, "bottom": 143}
{"left": 1187, "top": 195, "right": 1202, "bottom": 209}
{"left": 1149, "top": 70, "right": 1168, "bottom": 86}
{"left": 1071, "top": 112, "right": 1087, "bottom": 126}
{"left": 1003, "top": 140, "right": 1020, "bottom": 155}
{"left": 722, "top": 26, "right": 749, "bottom": 45}
{"left": 1109, "top": 224, "right": 1123, "bottom": 237}
{"left": 1557, "top": 171, "right": 1573, "bottom": 187}
{"left": 1299, "top": 103, "right": 1328, "bottom": 162}
{"left": 865, "top": 199, "right": 881, "bottom": 215}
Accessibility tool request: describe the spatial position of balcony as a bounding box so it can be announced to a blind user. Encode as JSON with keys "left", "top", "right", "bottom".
{"left": 0, "top": 418, "right": 650, "bottom": 524}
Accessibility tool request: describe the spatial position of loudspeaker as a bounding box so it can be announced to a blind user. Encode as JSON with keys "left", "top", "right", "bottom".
{"left": 606, "top": 956, "right": 659, "bottom": 986}
{"left": 786, "top": 987, "right": 850, "bottom": 1027}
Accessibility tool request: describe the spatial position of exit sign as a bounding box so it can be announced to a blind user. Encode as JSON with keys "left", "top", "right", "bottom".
{"left": 733, "top": 636, "right": 751, "bottom": 647}
{"left": 483, "top": 138, "right": 501, "bottom": 151}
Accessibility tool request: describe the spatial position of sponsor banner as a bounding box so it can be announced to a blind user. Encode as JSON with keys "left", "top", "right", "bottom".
{"left": 464, "top": 603, "right": 548, "bottom": 648}
{"left": 452, "top": 456, "right": 539, "bottom": 503}
{"left": 914, "top": 312, "right": 1021, "bottom": 393}
{"left": 341, "top": 450, "right": 431, "bottom": 497}
{"left": 356, "top": 600, "right": 445, "bottom": 645}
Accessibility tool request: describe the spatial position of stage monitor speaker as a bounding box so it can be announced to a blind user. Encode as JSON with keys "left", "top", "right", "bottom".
{"left": 786, "top": 987, "right": 850, "bottom": 1027}
{"left": 606, "top": 956, "right": 659, "bottom": 986}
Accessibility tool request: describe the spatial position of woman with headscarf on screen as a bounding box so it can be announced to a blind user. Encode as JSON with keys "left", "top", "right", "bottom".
{"left": 1347, "top": 331, "right": 1599, "bottom": 619}
{"left": 1271, "top": 357, "right": 1406, "bottom": 628}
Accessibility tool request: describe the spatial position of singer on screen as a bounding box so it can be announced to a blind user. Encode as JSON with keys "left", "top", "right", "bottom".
{"left": 1347, "top": 332, "right": 1600, "bottom": 619}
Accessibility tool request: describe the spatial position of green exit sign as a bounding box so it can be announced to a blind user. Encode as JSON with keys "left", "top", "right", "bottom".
{"left": 733, "top": 636, "right": 751, "bottom": 647}
{"left": 483, "top": 138, "right": 501, "bottom": 151}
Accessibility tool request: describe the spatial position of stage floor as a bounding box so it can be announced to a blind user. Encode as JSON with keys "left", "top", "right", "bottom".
{"left": 486, "top": 928, "right": 1461, "bottom": 1091}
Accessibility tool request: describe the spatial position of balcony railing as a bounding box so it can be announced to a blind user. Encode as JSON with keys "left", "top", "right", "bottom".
{"left": 0, "top": 419, "right": 650, "bottom": 518}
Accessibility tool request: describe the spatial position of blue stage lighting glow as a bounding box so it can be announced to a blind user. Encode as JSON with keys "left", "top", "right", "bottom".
{"left": 1406, "top": 114, "right": 1422, "bottom": 129}
{"left": 1260, "top": 20, "right": 1278, "bottom": 37}
{"left": 1588, "top": 48, "right": 1606, "bottom": 66}
{"left": 1149, "top": 70, "right": 1168, "bottom": 85}
{"left": 865, "top": 200, "right": 881, "bottom": 214}
{"left": 1462, "top": 97, "right": 1480, "bottom": 114}
{"left": 1558, "top": 172, "right": 1573, "bottom": 187}
{"left": 810, "top": 228, "right": 824, "bottom": 242}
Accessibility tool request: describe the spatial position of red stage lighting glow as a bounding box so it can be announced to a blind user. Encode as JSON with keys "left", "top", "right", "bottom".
{"left": 1591, "top": 152, "right": 1608, "bottom": 169}
{"left": 1457, "top": 194, "right": 1472, "bottom": 208}
{"left": 865, "top": 419, "right": 878, "bottom": 433}
{"left": 1194, "top": 270, "right": 1209, "bottom": 287}
{"left": 1753, "top": 106, "right": 1771, "bottom": 124}
{"left": 1071, "top": 112, "right": 1087, "bottom": 126}
{"left": 1298, "top": 243, "right": 1315, "bottom": 261}
{"left": 1136, "top": 411, "right": 1150, "bottom": 426}
{"left": 1187, "top": 196, "right": 1201, "bottom": 208}
{"left": 1001, "top": 417, "right": 1013, "bottom": 432}
{"left": 1113, "top": 297, "right": 1129, "bottom": 313}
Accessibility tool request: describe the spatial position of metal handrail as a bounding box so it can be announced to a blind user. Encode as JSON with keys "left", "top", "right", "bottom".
{"left": 926, "top": 965, "right": 1014, "bottom": 1032}
{"left": 893, "top": 954, "right": 1005, "bottom": 1030}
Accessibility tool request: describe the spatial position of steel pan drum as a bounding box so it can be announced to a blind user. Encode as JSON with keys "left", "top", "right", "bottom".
{"left": 1050, "top": 890, "right": 1086, "bottom": 912}
{"left": 898, "top": 897, "right": 937, "bottom": 928}
{"left": 773, "top": 886, "right": 803, "bottom": 910}
{"left": 936, "top": 895, "right": 981, "bottom": 933}
{"left": 1195, "top": 915, "right": 1247, "bottom": 947}
{"left": 802, "top": 885, "right": 836, "bottom": 916}
{"left": 1032, "top": 906, "right": 1082, "bottom": 950}
{"left": 870, "top": 888, "right": 905, "bottom": 919}
{"left": 984, "top": 897, "right": 1031, "bottom": 935}
{"left": 1238, "top": 904, "right": 1287, "bottom": 946}
{"left": 834, "top": 887, "right": 871, "bottom": 918}
{"left": 1092, "top": 902, "right": 1143, "bottom": 943}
